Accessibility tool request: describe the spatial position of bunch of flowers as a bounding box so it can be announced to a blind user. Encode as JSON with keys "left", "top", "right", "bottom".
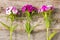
{"left": 0, "top": 5, "right": 57, "bottom": 40}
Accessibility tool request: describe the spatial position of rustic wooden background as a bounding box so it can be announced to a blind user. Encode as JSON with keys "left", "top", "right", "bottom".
{"left": 0, "top": 0, "right": 60, "bottom": 40}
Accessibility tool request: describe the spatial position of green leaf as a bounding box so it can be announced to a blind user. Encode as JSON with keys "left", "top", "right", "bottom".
{"left": 26, "top": 11, "right": 31, "bottom": 21}
{"left": 0, "top": 21, "right": 10, "bottom": 30}
{"left": 49, "top": 32, "right": 56, "bottom": 40}
{"left": 10, "top": 15, "right": 14, "bottom": 22}
{"left": 45, "top": 19, "right": 50, "bottom": 28}
{"left": 9, "top": 12, "right": 16, "bottom": 22}
{"left": 25, "top": 21, "right": 31, "bottom": 33}
{"left": 10, "top": 24, "right": 18, "bottom": 32}
{"left": 25, "top": 21, "right": 40, "bottom": 33}
{"left": 26, "top": 11, "right": 31, "bottom": 17}
{"left": 43, "top": 12, "right": 51, "bottom": 28}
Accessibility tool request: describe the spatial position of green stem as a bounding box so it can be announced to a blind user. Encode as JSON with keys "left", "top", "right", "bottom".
{"left": 47, "top": 28, "right": 49, "bottom": 40}
{"left": 10, "top": 17, "right": 13, "bottom": 40}
{"left": 28, "top": 33, "right": 30, "bottom": 40}
{"left": 44, "top": 13, "right": 50, "bottom": 40}
{"left": 10, "top": 32, "right": 12, "bottom": 40}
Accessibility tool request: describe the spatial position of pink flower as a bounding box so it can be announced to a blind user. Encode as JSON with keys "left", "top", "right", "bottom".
{"left": 22, "top": 6, "right": 26, "bottom": 12}
{"left": 38, "top": 5, "right": 54, "bottom": 13}
{"left": 47, "top": 5, "right": 54, "bottom": 10}
{"left": 6, "top": 6, "right": 18, "bottom": 15}
{"left": 22, "top": 4, "right": 37, "bottom": 13}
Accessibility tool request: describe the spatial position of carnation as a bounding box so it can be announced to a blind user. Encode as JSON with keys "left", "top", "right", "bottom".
{"left": 6, "top": 6, "right": 18, "bottom": 15}
{"left": 22, "top": 5, "right": 37, "bottom": 13}
{"left": 38, "top": 5, "right": 54, "bottom": 13}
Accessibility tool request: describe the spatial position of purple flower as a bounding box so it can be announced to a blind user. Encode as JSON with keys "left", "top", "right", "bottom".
{"left": 22, "top": 6, "right": 26, "bottom": 12}
{"left": 22, "top": 5, "right": 37, "bottom": 13}
{"left": 6, "top": 6, "right": 18, "bottom": 15}
{"left": 41, "top": 5, "right": 48, "bottom": 12}
{"left": 38, "top": 5, "right": 54, "bottom": 13}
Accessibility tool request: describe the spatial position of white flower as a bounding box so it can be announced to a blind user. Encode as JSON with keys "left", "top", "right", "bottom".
{"left": 6, "top": 6, "right": 18, "bottom": 15}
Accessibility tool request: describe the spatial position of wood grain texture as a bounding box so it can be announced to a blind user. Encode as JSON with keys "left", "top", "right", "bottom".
{"left": 0, "top": 0, "right": 60, "bottom": 40}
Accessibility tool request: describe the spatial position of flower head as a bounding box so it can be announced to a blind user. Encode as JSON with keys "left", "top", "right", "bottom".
{"left": 22, "top": 4, "right": 37, "bottom": 13}
{"left": 47, "top": 5, "right": 54, "bottom": 10}
{"left": 6, "top": 6, "right": 18, "bottom": 15}
{"left": 38, "top": 5, "right": 54, "bottom": 13}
